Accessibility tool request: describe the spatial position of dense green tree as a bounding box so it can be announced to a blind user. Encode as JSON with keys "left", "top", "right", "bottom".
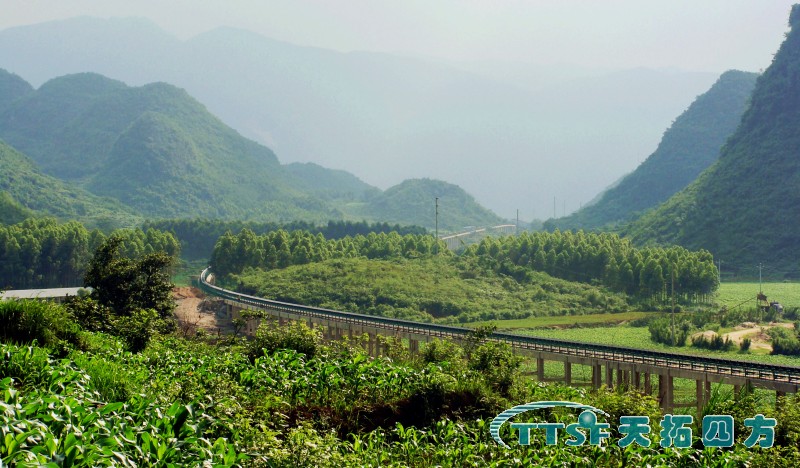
{"left": 84, "top": 235, "right": 176, "bottom": 319}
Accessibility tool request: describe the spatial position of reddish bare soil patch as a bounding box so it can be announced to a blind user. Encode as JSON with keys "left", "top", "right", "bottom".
{"left": 173, "top": 287, "right": 234, "bottom": 336}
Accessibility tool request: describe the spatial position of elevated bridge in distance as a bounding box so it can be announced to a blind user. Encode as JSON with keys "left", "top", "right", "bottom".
{"left": 199, "top": 268, "right": 800, "bottom": 413}
{"left": 440, "top": 224, "right": 517, "bottom": 250}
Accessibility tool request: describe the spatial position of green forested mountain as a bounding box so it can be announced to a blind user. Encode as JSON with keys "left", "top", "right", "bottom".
{"left": 0, "top": 73, "right": 339, "bottom": 221}
{"left": 354, "top": 178, "right": 504, "bottom": 232}
{"left": 0, "top": 68, "right": 32, "bottom": 110}
{"left": 547, "top": 70, "right": 758, "bottom": 231}
{"left": 624, "top": 6, "right": 800, "bottom": 276}
{"left": 0, "top": 70, "right": 503, "bottom": 228}
{"left": 0, "top": 141, "right": 140, "bottom": 228}
{"left": 284, "top": 162, "right": 379, "bottom": 201}
{"left": 0, "top": 191, "right": 33, "bottom": 225}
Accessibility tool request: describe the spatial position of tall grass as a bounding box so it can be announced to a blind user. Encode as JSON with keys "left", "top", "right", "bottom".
{"left": 0, "top": 300, "right": 83, "bottom": 352}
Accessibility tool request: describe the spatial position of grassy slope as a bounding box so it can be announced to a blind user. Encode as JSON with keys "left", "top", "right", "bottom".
{"left": 234, "top": 256, "right": 629, "bottom": 323}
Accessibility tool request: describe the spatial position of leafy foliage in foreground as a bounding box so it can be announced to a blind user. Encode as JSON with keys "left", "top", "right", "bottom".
{"left": 2, "top": 325, "right": 798, "bottom": 466}
{"left": 0, "top": 300, "right": 84, "bottom": 353}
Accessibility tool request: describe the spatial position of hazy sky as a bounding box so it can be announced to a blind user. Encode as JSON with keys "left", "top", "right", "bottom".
{"left": 1, "top": 0, "right": 795, "bottom": 72}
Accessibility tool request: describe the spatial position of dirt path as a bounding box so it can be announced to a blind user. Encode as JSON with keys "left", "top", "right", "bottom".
{"left": 173, "top": 287, "right": 234, "bottom": 336}
{"left": 719, "top": 322, "right": 794, "bottom": 352}
{"left": 722, "top": 327, "right": 772, "bottom": 351}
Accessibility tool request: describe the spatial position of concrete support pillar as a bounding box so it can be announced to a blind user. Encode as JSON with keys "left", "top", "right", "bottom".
{"left": 606, "top": 365, "right": 613, "bottom": 388}
{"left": 409, "top": 339, "right": 419, "bottom": 354}
{"left": 536, "top": 358, "right": 545, "bottom": 381}
{"left": 696, "top": 379, "right": 707, "bottom": 417}
{"left": 658, "top": 373, "right": 673, "bottom": 413}
{"left": 733, "top": 384, "right": 741, "bottom": 399}
{"left": 777, "top": 390, "right": 786, "bottom": 409}
{"left": 618, "top": 369, "right": 629, "bottom": 389}
{"left": 564, "top": 362, "right": 572, "bottom": 385}
{"left": 644, "top": 373, "right": 652, "bottom": 395}
{"left": 633, "top": 371, "right": 641, "bottom": 391}
{"left": 592, "top": 364, "right": 602, "bottom": 389}
{"left": 367, "top": 333, "right": 375, "bottom": 356}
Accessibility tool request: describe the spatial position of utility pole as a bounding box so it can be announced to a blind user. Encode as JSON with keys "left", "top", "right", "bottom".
{"left": 671, "top": 264, "right": 676, "bottom": 346}
{"left": 435, "top": 197, "right": 439, "bottom": 254}
{"left": 758, "top": 263, "right": 763, "bottom": 293}
{"left": 516, "top": 209, "right": 519, "bottom": 235}
{"left": 553, "top": 196, "right": 556, "bottom": 219}
{"left": 717, "top": 260, "right": 723, "bottom": 284}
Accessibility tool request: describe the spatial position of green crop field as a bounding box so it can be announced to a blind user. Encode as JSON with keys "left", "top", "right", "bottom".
{"left": 468, "top": 311, "right": 652, "bottom": 329}
{"left": 517, "top": 325, "right": 800, "bottom": 366}
{"left": 717, "top": 281, "right": 800, "bottom": 309}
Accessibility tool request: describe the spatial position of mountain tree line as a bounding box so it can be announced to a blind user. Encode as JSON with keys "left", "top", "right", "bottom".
{"left": 144, "top": 219, "right": 427, "bottom": 260}
{"left": 0, "top": 218, "right": 179, "bottom": 289}
{"left": 211, "top": 229, "right": 446, "bottom": 278}
{"left": 462, "top": 230, "right": 718, "bottom": 302}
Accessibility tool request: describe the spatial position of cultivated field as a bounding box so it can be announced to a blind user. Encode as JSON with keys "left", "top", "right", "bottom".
{"left": 717, "top": 281, "right": 800, "bottom": 309}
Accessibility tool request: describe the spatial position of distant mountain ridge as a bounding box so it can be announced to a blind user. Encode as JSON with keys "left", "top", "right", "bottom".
{"left": 0, "top": 69, "right": 32, "bottom": 110}
{"left": 546, "top": 69, "right": 758, "bottom": 231}
{"left": 354, "top": 178, "right": 504, "bottom": 232}
{"left": 0, "top": 70, "right": 503, "bottom": 229}
{"left": 0, "top": 17, "right": 719, "bottom": 217}
{"left": 0, "top": 72, "right": 334, "bottom": 221}
{"left": 623, "top": 5, "right": 800, "bottom": 276}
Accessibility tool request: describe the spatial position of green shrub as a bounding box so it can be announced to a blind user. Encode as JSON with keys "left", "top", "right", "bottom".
{"left": 113, "top": 308, "right": 159, "bottom": 353}
{"left": 740, "top": 337, "right": 752, "bottom": 352}
{"left": 420, "top": 338, "right": 464, "bottom": 365}
{"left": 769, "top": 327, "right": 800, "bottom": 356}
{"left": 691, "top": 333, "right": 735, "bottom": 351}
{"left": 468, "top": 341, "right": 522, "bottom": 397}
{"left": 65, "top": 295, "right": 114, "bottom": 333}
{"left": 647, "top": 315, "right": 692, "bottom": 346}
{"left": 0, "top": 300, "right": 83, "bottom": 352}
{"left": 247, "top": 320, "right": 321, "bottom": 361}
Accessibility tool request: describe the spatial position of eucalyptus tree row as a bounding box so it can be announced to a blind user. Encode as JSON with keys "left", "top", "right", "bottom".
{"left": 211, "top": 229, "right": 447, "bottom": 277}
{"left": 463, "top": 230, "right": 718, "bottom": 301}
{"left": 0, "top": 218, "right": 179, "bottom": 289}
